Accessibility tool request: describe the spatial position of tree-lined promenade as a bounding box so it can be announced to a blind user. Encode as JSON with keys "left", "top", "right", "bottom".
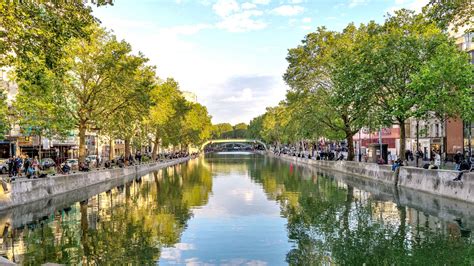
{"left": 248, "top": 3, "right": 473, "bottom": 162}
{"left": 0, "top": 2, "right": 212, "bottom": 164}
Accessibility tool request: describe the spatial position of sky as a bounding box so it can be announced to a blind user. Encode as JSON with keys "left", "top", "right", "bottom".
{"left": 92, "top": 0, "right": 428, "bottom": 125}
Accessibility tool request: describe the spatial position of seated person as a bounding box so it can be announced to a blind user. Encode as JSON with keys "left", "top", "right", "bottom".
{"left": 79, "top": 162, "right": 90, "bottom": 172}
{"left": 62, "top": 163, "right": 71, "bottom": 174}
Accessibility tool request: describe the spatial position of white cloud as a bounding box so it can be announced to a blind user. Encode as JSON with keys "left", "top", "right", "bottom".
{"left": 289, "top": 0, "right": 303, "bottom": 3}
{"left": 216, "top": 10, "right": 267, "bottom": 32}
{"left": 213, "top": 0, "right": 240, "bottom": 17}
{"left": 386, "top": 0, "right": 428, "bottom": 14}
{"left": 253, "top": 0, "right": 271, "bottom": 4}
{"left": 222, "top": 88, "right": 254, "bottom": 102}
{"left": 302, "top": 17, "right": 312, "bottom": 23}
{"left": 242, "top": 2, "right": 257, "bottom": 9}
{"left": 204, "top": 75, "right": 287, "bottom": 124}
{"left": 271, "top": 5, "right": 304, "bottom": 16}
{"left": 212, "top": 1, "right": 267, "bottom": 33}
{"left": 348, "top": 0, "right": 369, "bottom": 8}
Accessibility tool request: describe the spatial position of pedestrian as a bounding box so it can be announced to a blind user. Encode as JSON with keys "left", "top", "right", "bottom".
{"left": 387, "top": 151, "right": 395, "bottom": 164}
{"left": 433, "top": 152, "right": 441, "bottom": 168}
{"left": 15, "top": 156, "right": 23, "bottom": 177}
{"left": 23, "top": 156, "right": 32, "bottom": 178}
{"left": 7, "top": 157, "right": 14, "bottom": 177}
{"left": 32, "top": 156, "right": 39, "bottom": 176}
{"left": 454, "top": 151, "right": 463, "bottom": 171}
{"left": 405, "top": 150, "right": 411, "bottom": 162}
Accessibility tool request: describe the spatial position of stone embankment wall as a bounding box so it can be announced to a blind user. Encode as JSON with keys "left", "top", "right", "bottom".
{"left": 0, "top": 157, "right": 190, "bottom": 211}
{"left": 271, "top": 153, "right": 473, "bottom": 203}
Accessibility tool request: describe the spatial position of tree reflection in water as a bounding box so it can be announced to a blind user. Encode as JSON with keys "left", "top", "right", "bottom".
{"left": 249, "top": 156, "right": 474, "bottom": 265}
{"left": 2, "top": 159, "right": 212, "bottom": 265}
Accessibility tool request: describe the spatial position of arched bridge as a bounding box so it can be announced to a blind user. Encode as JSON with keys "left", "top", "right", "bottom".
{"left": 201, "top": 139, "right": 267, "bottom": 151}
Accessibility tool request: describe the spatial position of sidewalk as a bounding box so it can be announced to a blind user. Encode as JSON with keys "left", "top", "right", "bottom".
{"left": 0, "top": 159, "right": 178, "bottom": 184}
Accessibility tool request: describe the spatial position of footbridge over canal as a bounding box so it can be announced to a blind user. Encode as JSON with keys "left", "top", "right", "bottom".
{"left": 201, "top": 139, "right": 268, "bottom": 151}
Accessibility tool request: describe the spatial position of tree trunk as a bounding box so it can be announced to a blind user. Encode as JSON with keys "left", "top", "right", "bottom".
{"left": 124, "top": 137, "right": 131, "bottom": 165}
{"left": 399, "top": 119, "right": 406, "bottom": 161}
{"left": 152, "top": 131, "right": 159, "bottom": 160}
{"left": 79, "top": 122, "right": 87, "bottom": 163}
{"left": 346, "top": 133, "right": 355, "bottom": 161}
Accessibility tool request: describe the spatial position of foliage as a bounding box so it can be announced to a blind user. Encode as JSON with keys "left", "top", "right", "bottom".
{"left": 1, "top": 1, "right": 104, "bottom": 140}
{"left": 211, "top": 123, "right": 233, "bottom": 139}
{"left": 410, "top": 42, "right": 474, "bottom": 122}
{"left": 247, "top": 115, "right": 264, "bottom": 140}
{"left": 360, "top": 9, "right": 473, "bottom": 159}
{"left": 180, "top": 103, "right": 213, "bottom": 147}
{"left": 424, "top": 0, "right": 473, "bottom": 32}
{"left": 0, "top": 89, "right": 9, "bottom": 139}
{"left": 250, "top": 9, "right": 473, "bottom": 160}
{"left": 60, "top": 25, "right": 150, "bottom": 161}
{"left": 283, "top": 23, "right": 377, "bottom": 159}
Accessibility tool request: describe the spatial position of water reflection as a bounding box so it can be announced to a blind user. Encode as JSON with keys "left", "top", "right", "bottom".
{"left": 248, "top": 155, "right": 474, "bottom": 265}
{"left": 0, "top": 159, "right": 212, "bottom": 264}
{"left": 0, "top": 154, "right": 473, "bottom": 265}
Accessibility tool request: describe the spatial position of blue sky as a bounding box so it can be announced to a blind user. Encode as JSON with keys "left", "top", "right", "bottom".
{"left": 92, "top": 0, "right": 427, "bottom": 124}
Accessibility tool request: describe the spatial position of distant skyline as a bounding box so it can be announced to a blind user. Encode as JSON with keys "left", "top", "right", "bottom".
{"left": 92, "top": 0, "right": 428, "bottom": 124}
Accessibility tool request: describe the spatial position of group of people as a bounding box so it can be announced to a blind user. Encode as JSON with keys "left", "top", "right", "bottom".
{"left": 6, "top": 155, "right": 45, "bottom": 179}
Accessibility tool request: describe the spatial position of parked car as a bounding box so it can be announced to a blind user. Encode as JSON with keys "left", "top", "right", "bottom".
{"left": 40, "top": 158, "right": 56, "bottom": 169}
{"left": 0, "top": 159, "right": 8, "bottom": 174}
{"left": 61, "top": 159, "right": 79, "bottom": 170}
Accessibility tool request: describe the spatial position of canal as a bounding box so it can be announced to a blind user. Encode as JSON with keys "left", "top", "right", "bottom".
{"left": 0, "top": 153, "right": 473, "bottom": 265}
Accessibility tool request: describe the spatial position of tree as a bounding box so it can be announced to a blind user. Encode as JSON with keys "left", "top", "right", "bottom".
{"left": 284, "top": 24, "right": 376, "bottom": 160}
{"left": 232, "top": 123, "right": 248, "bottom": 138}
{"left": 1, "top": 2, "right": 108, "bottom": 145}
{"left": 261, "top": 105, "right": 290, "bottom": 147}
{"left": 360, "top": 9, "right": 471, "bottom": 159}
{"left": 424, "top": 0, "right": 473, "bottom": 31}
{"left": 148, "top": 78, "right": 185, "bottom": 159}
{"left": 410, "top": 42, "right": 474, "bottom": 122}
{"left": 102, "top": 65, "right": 156, "bottom": 162}
{"left": 247, "top": 116, "right": 264, "bottom": 140}
{"left": 61, "top": 26, "right": 149, "bottom": 163}
{"left": 211, "top": 123, "right": 233, "bottom": 139}
{"left": 180, "top": 102, "right": 212, "bottom": 149}
{"left": 0, "top": 89, "right": 9, "bottom": 140}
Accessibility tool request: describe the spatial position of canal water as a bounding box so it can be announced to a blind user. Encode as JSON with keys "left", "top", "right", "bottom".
{"left": 0, "top": 153, "right": 473, "bottom": 265}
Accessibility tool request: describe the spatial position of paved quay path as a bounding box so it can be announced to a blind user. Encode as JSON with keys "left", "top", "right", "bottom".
{"left": 0, "top": 156, "right": 195, "bottom": 212}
